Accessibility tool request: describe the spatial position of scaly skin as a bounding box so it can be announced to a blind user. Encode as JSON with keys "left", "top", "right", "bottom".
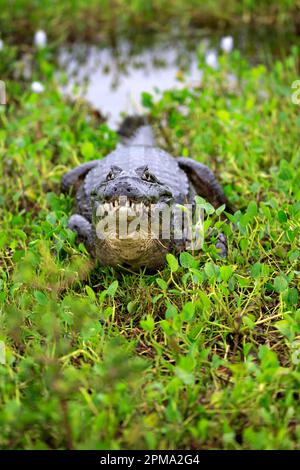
{"left": 62, "top": 125, "right": 229, "bottom": 269}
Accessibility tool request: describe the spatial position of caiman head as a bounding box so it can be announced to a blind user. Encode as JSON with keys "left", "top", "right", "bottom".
{"left": 90, "top": 165, "right": 174, "bottom": 269}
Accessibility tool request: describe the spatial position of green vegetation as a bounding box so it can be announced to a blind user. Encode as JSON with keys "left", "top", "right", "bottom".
{"left": 0, "top": 0, "right": 300, "bottom": 44}
{"left": 0, "top": 3, "right": 300, "bottom": 450}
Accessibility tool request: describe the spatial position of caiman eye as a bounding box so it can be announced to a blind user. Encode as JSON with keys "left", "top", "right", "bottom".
{"left": 142, "top": 169, "right": 156, "bottom": 183}
{"left": 106, "top": 165, "right": 122, "bottom": 181}
{"left": 106, "top": 170, "right": 115, "bottom": 181}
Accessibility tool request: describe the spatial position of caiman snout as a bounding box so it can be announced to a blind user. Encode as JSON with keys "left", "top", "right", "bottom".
{"left": 97, "top": 175, "right": 173, "bottom": 205}
{"left": 103, "top": 179, "right": 143, "bottom": 200}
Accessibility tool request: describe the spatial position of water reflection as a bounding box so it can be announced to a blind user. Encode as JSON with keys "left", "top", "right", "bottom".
{"left": 58, "top": 39, "right": 202, "bottom": 127}
{"left": 58, "top": 28, "right": 298, "bottom": 128}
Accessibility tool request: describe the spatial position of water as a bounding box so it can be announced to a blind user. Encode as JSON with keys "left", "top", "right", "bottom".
{"left": 58, "top": 35, "right": 202, "bottom": 128}
{"left": 58, "top": 28, "right": 298, "bottom": 128}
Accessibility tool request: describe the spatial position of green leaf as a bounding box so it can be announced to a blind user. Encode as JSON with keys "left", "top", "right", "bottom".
{"left": 179, "top": 252, "right": 198, "bottom": 269}
{"left": 219, "top": 265, "right": 233, "bottom": 282}
{"left": 175, "top": 367, "right": 195, "bottom": 385}
{"left": 258, "top": 345, "right": 279, "bottom": 367}
{"left": 156, "top": 278, "right": 168, "bottom": 290}
{"left": 81, "top": 141, "right": 95, "bottom": 159}
{"left": 239, "top": 213, "right": 251, "bottom": 228}
{"left": 166, "top": 253, "right": 179, "bottom": 272}
{"left": 216, "top": 204, "right": 226, "bottom": 216}
{"left": 165, "top": 303, "right": 178, "bottom": 319}
{"left": 273, "top": 275, "right": 288, "bottom": 293}
{"left": 204, "top": 262, "right": 218, "bottom": 279}
{"left": 140, "top": 315, "right": 155, "bottom": 333}
{"left": 278, "top": 160, "right": 293, "bottom": 180}
{"left": 286, "top": 288, "right": 299, "bottom": 306}
{"left": 141, "top": 92, "right": 153, "bottom": 108}
{"left": 289, "top": 250, "right": 299, "bottom": 263}
{"left": 198, "top": 292, "right": 211, "bottom": 312}
{"left": 275, "top": 320, "right": 292, "bottom": 339}
{"left": 247, "top": 201, "right": 257, "bottom": 218}
{"left": 34, "top": 290, "right": 48, "bottom": 305}
{"left": 175, "top": 356, "right": 196, "bottom": 385}
{"left": 195, "top": 196, "right": 215, "bottom": 215}
{"left": 181, "top": 302, "right": 195, "bottom": 321}
{"left": 216, "top": 109, "right": 230, "bottom": 122}
{"left": 106, "top": 280, "right": 118, "bottom": 297}
{"left": 127, "top": 300, "right": 137, "bottom": 314}
{"left": 160, "top": 319, "right": 173, "bottom": 335}
{"left": 250, "top": 262, "right": 261, "bottom": 278}
{"left": 277, "top": 210, "right": 287, "bottom": 223}
{"left": 152, "top": 294, "right": 163, "bottom": 303}
{"left": 85, "top": 285, "right": 96, "bottom": 302}
{"left": 242, "top": 315, "right": 255, "bottom": 329}
{"left": 46, "top": 212, "right": 57, "bottom": 225}
{"left": 103, "top": 306, "right": 113, "bottom": 319}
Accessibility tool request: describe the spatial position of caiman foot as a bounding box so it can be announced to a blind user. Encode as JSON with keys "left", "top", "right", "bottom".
{"left": 68, "top": 214, "right": 93, "bottom": 253}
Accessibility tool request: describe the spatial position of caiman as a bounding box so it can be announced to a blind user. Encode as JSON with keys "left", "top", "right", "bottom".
{"left": 62, "top": 120, "right": 229, "bottom": 270}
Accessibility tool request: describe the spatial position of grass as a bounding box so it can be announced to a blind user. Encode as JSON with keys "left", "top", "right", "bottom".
{"left": 0, "top": 0, "right": 300, "bottom": 45}
{"left": 0, "top": 12, "right": 300, "bottom": 449}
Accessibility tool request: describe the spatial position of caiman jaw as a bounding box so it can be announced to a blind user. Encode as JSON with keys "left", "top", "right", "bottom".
{"left": 94, "top": 194, "right": 173, "bottom": 244}
{"left": 96, "top": 196, "right": 152, "bottom": 218}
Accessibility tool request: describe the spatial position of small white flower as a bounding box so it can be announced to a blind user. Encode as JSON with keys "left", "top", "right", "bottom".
{"left": 31, "top": 81, "right": 44, "bottom": 93}
{"left": 220, "top": 36, "right": 233, "bottom": 53}
{"left": 0, "top": 39, "right": 3, "bottom": 51}
{"left": 34, "top": 30, "right": 47, "bottom": 48}
{"left": 205, "top": 50, "right": 218, "bottom": 70}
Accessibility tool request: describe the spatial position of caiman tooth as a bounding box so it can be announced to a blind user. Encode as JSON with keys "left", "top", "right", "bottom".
{"left": 96, "top": 204, "right": 105, "bottom": 216}
{"left": 119, "top": 196, "right": 127, "bottom": 207}
{"left": 119, "top": 206, "right": 127, "bottom": 216}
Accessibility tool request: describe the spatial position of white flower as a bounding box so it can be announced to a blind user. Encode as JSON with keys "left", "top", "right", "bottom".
{"left": 220, "top": 36, "right": 233, "bottom": 53}
{"left": 0, "top": 39, "right": 3, "bottom": 51}
{"left": 34, "top": 30, "right": 47, "bottom": 48}
{"left": 205, "top": 50, "right": 218, "bottom": 70}
{"left": 31, "top": 81, "right": 44, "bottom": 93}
